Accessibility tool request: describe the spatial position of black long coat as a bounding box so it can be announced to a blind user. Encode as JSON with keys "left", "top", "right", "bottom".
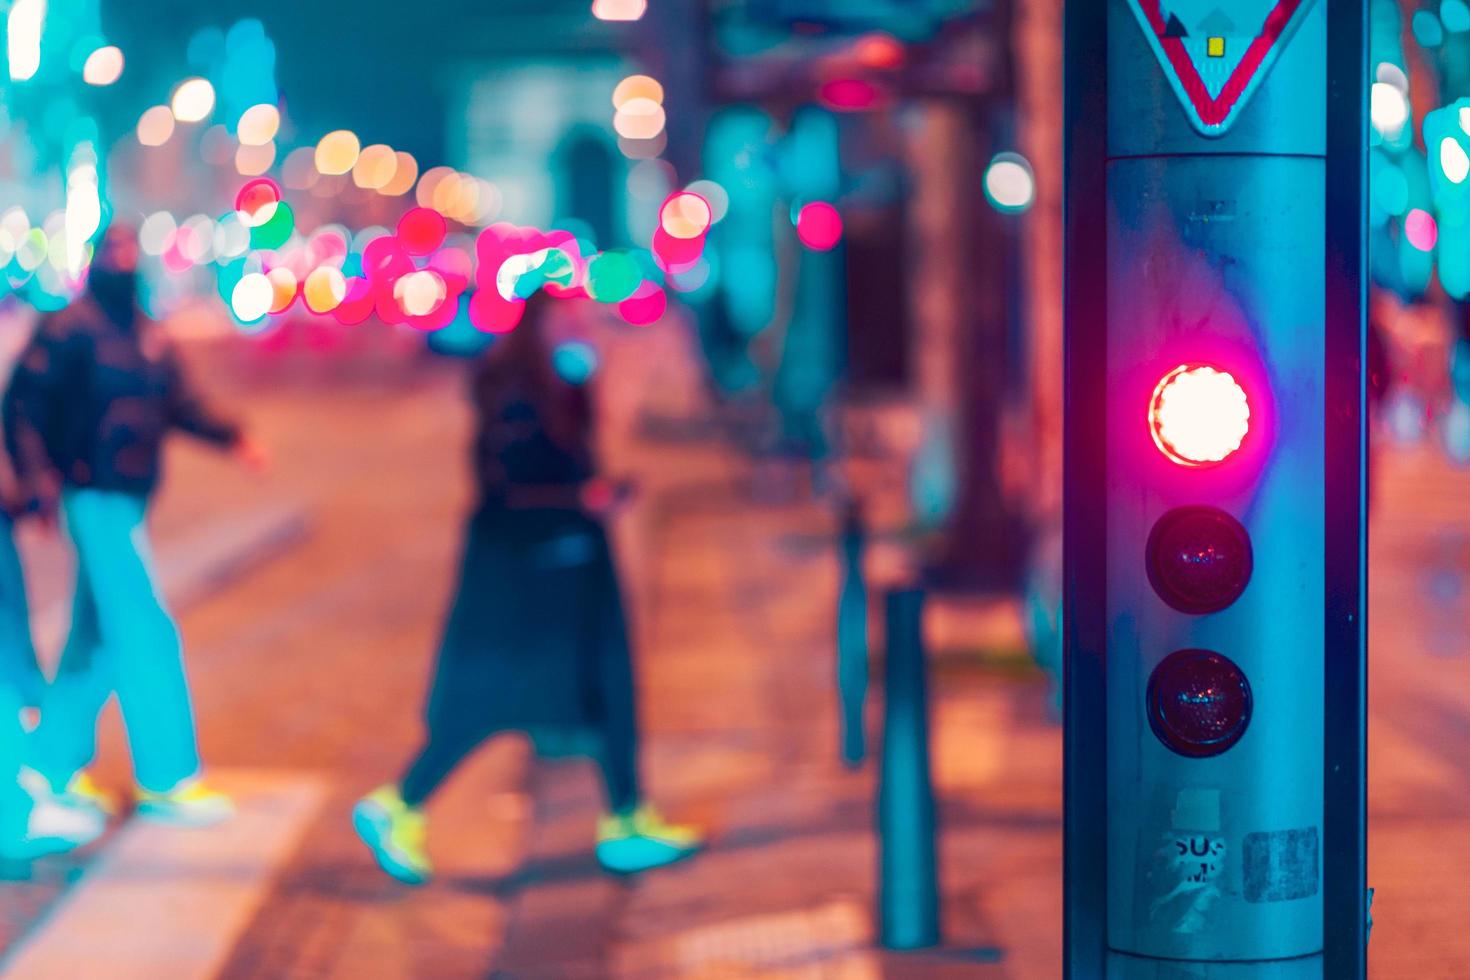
{"left": 422, "top": 366, "right": 636, "bottom": 759}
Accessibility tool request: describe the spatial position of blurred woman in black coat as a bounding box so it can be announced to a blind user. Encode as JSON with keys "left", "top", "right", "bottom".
{"left": 353, "top": 291, "right": 701, "bottom": 882}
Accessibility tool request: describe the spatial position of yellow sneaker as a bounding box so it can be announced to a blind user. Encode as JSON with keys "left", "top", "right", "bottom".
{"left": 136, "top": 777, "right": 235, "bottom": 828}
{"left": 68, "top": 771, "right": 119, "bottom": 817}
{"left": 595, "top": 804, "right": 703, "bottom": 875}
{"left": 352, "top": 785, "right": 432, "bottom": 885}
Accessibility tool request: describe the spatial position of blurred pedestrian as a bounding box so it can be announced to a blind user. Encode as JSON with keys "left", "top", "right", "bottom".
{"left": 353, "top": 290, "right": 701, "bottom": 884}
{"left": 2, "top": 225, "right": 267, "bottom": 828}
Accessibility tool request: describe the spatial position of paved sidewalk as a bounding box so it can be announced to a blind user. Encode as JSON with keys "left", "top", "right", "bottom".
{"left": 485, "top": 453, "right": 1061, "bottom": 979}
{"left": 24, "top": 326, "right": 1470, "bottom": 976}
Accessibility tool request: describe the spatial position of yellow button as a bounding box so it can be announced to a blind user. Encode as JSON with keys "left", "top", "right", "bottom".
{"left": 1207, "top": 36, "right": 1225, "bottom": 58}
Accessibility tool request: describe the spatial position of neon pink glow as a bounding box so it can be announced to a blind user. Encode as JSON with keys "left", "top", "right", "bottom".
{"left": 1405, "top": 208, "right": 1438, "bottom": 252}
{"left": 819, "top": 78, "right": 881, "bottom": 112}
{"left": 1149, "top": 364, "right": 1251, "bottom": 466}
{"left": 398, "top": 207, "right": 448, "bottom": 256}
{"left": 619, "top": 282, "right": 666, "bottom": 326}
{"left": 796, "top": 202, "right": 843, "bottom": 251}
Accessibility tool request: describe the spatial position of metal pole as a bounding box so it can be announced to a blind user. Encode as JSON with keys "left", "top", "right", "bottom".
{"left": 877, "top": 588, "right": 940, "bottom": 951}
{"left": 836, "top": 502, "right": 869, "bottom": 768}
{"left": 1323, "top": 0, "right": 1369, "bottom": 973}
{"left": 1061, "top": 0, "right": 1110, "bottom": 971}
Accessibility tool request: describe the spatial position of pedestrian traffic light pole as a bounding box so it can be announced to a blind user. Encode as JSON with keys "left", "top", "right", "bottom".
{"left": 1062, "top": 2, "right": 1367, "bottom": 977}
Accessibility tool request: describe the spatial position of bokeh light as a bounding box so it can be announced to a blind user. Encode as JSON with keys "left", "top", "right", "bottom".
{"left": 235, "top": 178, "right": 282, "bottom": 224}
{"left": 854, "top": 33, "right": 906, "bottom": 70}
{"left": 171, "top": 78, "right": 217, "bottom": 123}
{"left": 395, "top": 270, "right": 448, "bottom": 317}
{"left": 592, "top": 0, "right": 647, "bottom": 21}
{"left": 398, "top": 208, "right": 447, "bottom": 255}
{"left": 380, "top": 152, "right": 419, "bottom": 197}
{"left": 214, "top": 213, "right": 251, "bottom": 259}
{"left": 353, "top": 144, "right": 398, "bottom": 191}
{"left": 1447, "top": 0, "right": 1470, "bottom": 33}
{"left": 619, "top": 282, "right": 667, "bottom": 325}
{"left": 586, "top": 251, "right": 641, "bottom": 303}
{"left": 1406, "top": 208, "right": 1439, "bottom": 251}
{"left": 1442, "top": 137, "right": 1470, "bottom": 184}
{"left": 140, "top": 212, "right": 177, "bottom": 257}
{"left": 7, "top": 0, "right": 44, "bottom": 82}
{"left": 237, "top": 103, "right": 281, "bottom": 146}
{"left": 468, "top": 290, "right": 525, "bottom": 334}
{"left": 82, "top": 46, "right": 125, "bottom": 86}
{"left": 266, "top": 267, "right": 298, "bottom": 314}
{"left": 613, "top": 75, "right": 664, "bottom": 109}
{"left": 820, "top": 78, "right": 883, "bottom": 112}
{"left": 552, "top": 342, "right": 599, "bottom": 384}
{"left": 614, "top": 99, "right": 667, "bottom": 141}
{"left": 1371, "top": 81, "right": 1411, "bottom": 141}
{"left": 315, "top": 130, "right": 362, "bottom": 176}
{"left": 231, "top": 272, "right": 273, "bottom": 322}
{"left": 984, "top": 152, "right": 1036, "bottom": 212}
{"left": 685, "top": 180, "right": 729, "bottom": 223}
{"left": 795, "top": 202, "right": 843, "bottom": 251}
{"left": 661, "top": 193, "right": 712, "bottom": 240}
{"left": 137, "top": 106, "right": 176, "bottom": 147}
{"left": 417, "top": 167, "right": 455, "bottom": 209}
{"left": 249, "top": 201, "right": 295, "bottom": 250}
{"left": 496, "top": 251, "right": 549, "bottom": 301}
{"left": 303, "top": 266, "right": 348, "bottom": 314}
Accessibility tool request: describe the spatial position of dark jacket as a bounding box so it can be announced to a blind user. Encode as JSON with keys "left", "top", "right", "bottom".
{"left": 3, "top": 298, "right": 239, "bottom": 508}
{"left": 471, "top": 361, "right": 594, "bottom": 506}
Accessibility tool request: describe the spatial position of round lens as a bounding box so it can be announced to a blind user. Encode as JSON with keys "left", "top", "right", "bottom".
{"left": 1149, "top": 364, "right": 1250, "bottom": 466}
{"left": 1146, "top": 507, "right": 1253, "bottom": 614}
{"left": 1147, "top": 649, "right": 1252, "bottom": 758}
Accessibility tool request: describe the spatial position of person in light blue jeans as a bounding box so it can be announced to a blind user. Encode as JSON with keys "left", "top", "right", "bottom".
{"left": 28, "top": 491, "right": 202, "bottom": 800}
{"left": 3, "top": 226, "right": 266, "bottom": 826}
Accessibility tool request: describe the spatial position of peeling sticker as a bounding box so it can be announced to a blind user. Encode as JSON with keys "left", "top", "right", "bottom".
{"left": 1243, "top": 827, "right": 1319, "bottom": 903}
{"left": 1150, "top": 832, "right": 1227, "bottom": 933}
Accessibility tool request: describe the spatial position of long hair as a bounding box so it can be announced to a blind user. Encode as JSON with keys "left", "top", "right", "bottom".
{"left": 473, "top": 291, "right": 590, "bottom": 452}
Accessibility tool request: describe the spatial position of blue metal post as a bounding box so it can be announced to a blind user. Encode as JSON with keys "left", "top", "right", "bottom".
{"left": 836, "top": 502, "right": 869, "bottom": 767}
{"left": 878, "top": 588, "right": 940, "bottom": 950}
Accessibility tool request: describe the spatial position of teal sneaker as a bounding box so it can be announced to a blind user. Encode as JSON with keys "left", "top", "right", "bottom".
{"left": 352, "top": 785, "right": 432, "bottom": 885}
{"left": 595, "top": 805, "right": 703, "bottom": 875}
{"left": 136, "top": 777, "right": 235, "bottom": 828}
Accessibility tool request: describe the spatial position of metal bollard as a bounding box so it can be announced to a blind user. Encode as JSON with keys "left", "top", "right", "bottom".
{"left": 878, "top": 588, "right": 940, "bottom": 950}
{"left": 836, "top": 503, "right": 869, "bottom": 768}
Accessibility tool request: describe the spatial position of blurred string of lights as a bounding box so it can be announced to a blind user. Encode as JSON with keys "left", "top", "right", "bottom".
{"left": 2, "top": 1, "right": 1034, "bottom": 343}
{"left": 0, "top": 9, "right": 709, "bottom": 334}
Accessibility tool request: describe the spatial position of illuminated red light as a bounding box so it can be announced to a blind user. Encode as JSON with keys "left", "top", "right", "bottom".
{"left": 1147, "top": 649, "right": 1252, "bottom": 758}
{"left": 1149, "top": 364, "right": 1250, "bottom": 465}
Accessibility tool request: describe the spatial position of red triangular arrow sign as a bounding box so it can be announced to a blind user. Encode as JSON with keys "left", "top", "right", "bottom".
{"left": 1126, "top": 1, "right": 1316, "bottom": 136}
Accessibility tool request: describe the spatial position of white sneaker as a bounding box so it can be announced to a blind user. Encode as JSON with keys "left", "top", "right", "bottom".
{"left": 1, "top": 768, "right": 107, "bottom": 859}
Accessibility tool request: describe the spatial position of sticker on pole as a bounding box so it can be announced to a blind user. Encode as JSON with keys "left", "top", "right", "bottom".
{"left": 1126, "top": 1, "right": 1317, "bottom": 137}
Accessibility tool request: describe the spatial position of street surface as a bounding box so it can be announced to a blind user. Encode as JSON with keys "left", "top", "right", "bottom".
{"left": 0, "top": 319, "right": 1464, "bottom": 977}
